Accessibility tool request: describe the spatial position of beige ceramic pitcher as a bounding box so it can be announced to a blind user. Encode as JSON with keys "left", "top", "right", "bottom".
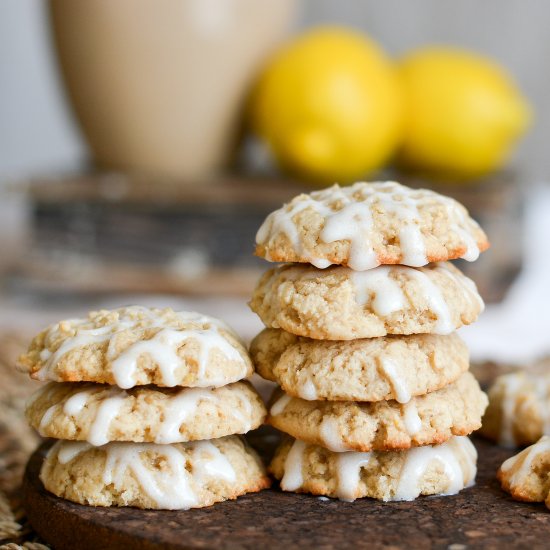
{"left": 49, "top": 0, "right": 296, "bottom": 178}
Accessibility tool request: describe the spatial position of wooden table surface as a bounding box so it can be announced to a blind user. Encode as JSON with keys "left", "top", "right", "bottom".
{"left": 23, "top": 436, "right": 550, "bottom": 550}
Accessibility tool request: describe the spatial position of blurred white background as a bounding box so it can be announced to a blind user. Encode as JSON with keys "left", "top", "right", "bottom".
{"left": 2, "top": 0, "right": 550, "bottom": 182}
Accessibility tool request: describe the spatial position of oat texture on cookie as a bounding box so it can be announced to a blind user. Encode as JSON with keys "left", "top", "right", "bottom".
{"left": 20, "top": 306, "right": 270, "bottom": 510}
{"left": 250, "top": 180, "right": 489, "bottom": 501}
{"left": 255, "top": 181, "right": 489, "bottom": 270}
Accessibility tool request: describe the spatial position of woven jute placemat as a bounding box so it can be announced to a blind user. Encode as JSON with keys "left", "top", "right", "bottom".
{"left": 0, "top": 332, "right": 47, "bottom": 549}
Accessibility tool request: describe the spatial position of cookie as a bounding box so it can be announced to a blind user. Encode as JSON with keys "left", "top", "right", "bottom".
{"left": 480, "top": 371, "right": 550, "bottom": 448}
{"left": 255, "top": 181, "right": 488, "bottom": 270}
{"left": 250, "top": 262, "right": 483, "bottom": 340}
{"left": 251, "top": 328, "right": 469, "bottom": 402}
{"left": 267, "top": 372, "right": 487, "bottom": 452}
{"left": 40, "top": 435, "right": 270, "bottom": 509}
{"left": 17, "top": 306, "right": 253, "bottom": 388}
{"left": 270, "top": 435, "right": 477, "bottom": 501}
{"left": 497, "top": 435, "right": 550, "bottom": 507}
{"left": 26, "top": 381, "right": 266, "bottom": 445}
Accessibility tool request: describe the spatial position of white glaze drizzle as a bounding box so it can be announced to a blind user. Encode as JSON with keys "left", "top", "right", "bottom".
{"left": 35, "top": 307, "right": 245, "bottom": 388}
{"left": 383, "top": 199, "right": 427, "bottom": 267}
{"left": 102, "top": 443, "right": 198, "bottom": 509}
{"left": 190, "top": 440, "right": 236, "bottom": 483}
{"left": 42, "top": 386, "right": 126, "bottom": 446}
{"left": 38, "top": 387, "right": 91, "bottom": 435}
{"left": 109, "top": 326, "right": 243, "bottom": 389}
{"left": 392, "top": 437, "right": 477, "bottom": 501}
{"left": 350, "top": 267, "right": 406, "bottom": 315}
{"left": 155, "top": 388, "right": 214, "bottom": 444}
{"left": 280, "top": 439, "right": 306, "bottom": 491}
{"left": 402, "top": 401, "right": 422, "bottom": 436}
{"left": 63, "top": 389, "right": 94, "bottom": 416}
{"left": 335, "top": 451, "right": 372, "bottom": 501}
{"left": 279, "top": 263, "right": 475, "bottom": 337}
{"left": 500, "top": 436, "right": 550, "bottom": 489}
{"left": 299, "top": 379, "right": 319, "bottom": 401}
{"left": 405, "top": 268, "right": 454, "bottom": 334}
{"left": 87, "top": 390, "right": 126, "bottom": 446}
{"left": 55, "top": 440, "right": 93, "bottom": 464}
{"left": 440, "top": 196, "right": 481, "bottom": 261}
{"left": 256, "top": 181, "right": 482, "bottom": 270}
{"left": 256, "top": 198, "right": 332, "bottom": 269}
{"left": 397, "top": 225, "right": 427, "bottom": 267}
{"left": 44, "top": 384, "right": 255, "bottom": 446}
{"left": 379, "top": 357, "right": 411, "bottom": 403}
{"left": 270, "top": 393, "right": 292, "bottom": 416}
{"left": 36, "top": 325, "right": 113, "bottom": 381}
{"left": 319, "top": 417, "right": 350, "bottom": 452}
{"left": 280, "top": 437, "right": 476, "bottom": 502}
{"left": 38, "top": 405, "right": 58, "bottom": 436}
{"left": 321, "top": 202, "right": 379, "bottom": 270}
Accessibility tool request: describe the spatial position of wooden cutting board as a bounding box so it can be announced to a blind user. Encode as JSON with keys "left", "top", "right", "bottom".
{"left": 22, "top": 437, "right": 550, "bottom": 549}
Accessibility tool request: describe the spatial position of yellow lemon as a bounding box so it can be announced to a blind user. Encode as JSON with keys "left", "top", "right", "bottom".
{"left": 248, "top": 27, "right": 403, "bottom": 184}
{"left": 398, "top": 47, "right": 531, "bottom": 178}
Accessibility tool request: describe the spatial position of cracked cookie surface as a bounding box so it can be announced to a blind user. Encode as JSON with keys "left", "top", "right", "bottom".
{"left": 18, "top": 306, "right": 253, "bottom": 388}
{"left": 250, "top": 262, "right": 483, "bottom": 340}
{"left": 270, "top": 435, "right": 477, "bottom": 501}
{"left": 26, "top": 381, "right": 266, "bottom": 445}
{"left": 256, "top": 181, "right": 488, "bottom": 270}
{"left": 251, "top": 328, "right": 469, "bottom": 402}
{"left": 267, "top": 372, "right": 487, "bottom": 452}
{"left": 41, "top": 435, "right": 270, "bottom": 509}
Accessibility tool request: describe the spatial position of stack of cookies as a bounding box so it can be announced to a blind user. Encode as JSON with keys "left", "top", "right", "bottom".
{"left": 250, "top": 181, "right": 490, "bottom": 501}
{"left": 18, "top": 306, "right": 270, "bottom": 509}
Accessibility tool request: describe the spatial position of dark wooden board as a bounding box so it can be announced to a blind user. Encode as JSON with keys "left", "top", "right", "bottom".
{"left": 22, "top": 437, "right": 550, "bottom": 550}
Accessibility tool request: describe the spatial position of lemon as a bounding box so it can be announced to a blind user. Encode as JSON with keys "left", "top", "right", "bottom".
{"left": 248, "top": 27, "right": 403, "bottom": 184}
{"left": 398, "top": 47, "right": 531, "bottom": 178}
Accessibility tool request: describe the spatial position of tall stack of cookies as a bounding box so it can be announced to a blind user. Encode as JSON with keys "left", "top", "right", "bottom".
{"left": 18, "top": 306, "right": 270, "bottom": 509}
{"left": 250, "top": 181, "right": 490, "bottom": 501}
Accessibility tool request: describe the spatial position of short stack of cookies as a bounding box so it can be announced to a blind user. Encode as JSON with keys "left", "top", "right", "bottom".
{"left": 18, "top": 306, "right": 270, "bottom": 509}
{"left": 250, "top": 181, "right": 490, "bottom": 501}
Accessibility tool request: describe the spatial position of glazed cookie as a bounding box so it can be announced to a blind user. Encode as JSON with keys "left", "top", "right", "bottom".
{"left": 17, "top": 306, "right": 253, "bottom": 388}
{"left": 251, "top": 328, "right": 469, "bottom": 402}
{"left": 26, "top": 381, "right": 266, "bottom": 446}
{"left": 480, "top": 371, "right": 550, "bottom": 448}
{"left": 270, "top": 435, "right": 477, "bottom": 501}
{"left": 268, "top": 372, "right": 487, "bottom": 452}
{"left": 255, "top": 181, "right": 488, "bottom": 270}
{"left": 250, "top": 262, "right": 483, "bottom": 340}
{"left": 497, "top": 436, "right": 550, "bottom": 508}
{"left": 41, "top": 435, "right": 270, "bottom": 510}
